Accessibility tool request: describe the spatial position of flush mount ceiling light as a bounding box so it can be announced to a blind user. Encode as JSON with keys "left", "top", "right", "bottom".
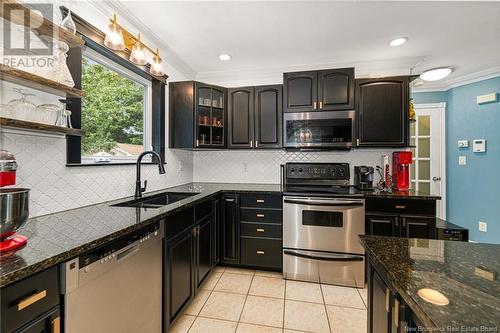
{"left": 420, "top": 67, "right": 453, "bottom": 81}
{"left": 218, "top": 54, "right": 231, "bottom": 61}
{"left": 389, "top": 37, "right": 408, "bottom": 47}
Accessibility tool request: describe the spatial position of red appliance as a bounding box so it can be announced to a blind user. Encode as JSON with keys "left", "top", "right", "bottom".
{"left": 392, "top": 151, "right": 412, "bottom": 191}
{"left": 0, "top": 149, "right": 17, "bottom": 187}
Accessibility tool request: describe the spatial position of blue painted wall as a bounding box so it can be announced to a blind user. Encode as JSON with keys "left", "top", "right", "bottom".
{"left": 413, "top": 76, "right": 500, "bottom": 243}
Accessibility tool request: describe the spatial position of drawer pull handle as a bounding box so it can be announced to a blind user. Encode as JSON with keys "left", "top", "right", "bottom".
{"left": 385, "top": 287, "right": 390, "bottom": 313}
{"left": 256, "top": 228, "right": 265, "bottom": 232}
{"left": 52, "top": 316, "right": 60, "bottom": 333}
{"left": 18, "top": 290, "right": 47, "bottom": 311}
{"left": 256, "top": 199, "right": 265, "bottom": 203}
{"left": 256, "top": 214, "right": 265, "bottom": 218}
{"left": 256, "top": 250, "right": 265, "bottom": 255}
{"left": 393, "top": 299, "right": 399, "bottom": 327}
{"left": 395, "top": 205, "right": 406, "bottom": 209}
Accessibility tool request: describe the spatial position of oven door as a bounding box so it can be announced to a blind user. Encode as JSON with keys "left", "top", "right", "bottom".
{"left": 283, "top": 110, "right": 355, "bottom": 149}
{"left": 283, "top": 196, "right": 365, "bottom": 254}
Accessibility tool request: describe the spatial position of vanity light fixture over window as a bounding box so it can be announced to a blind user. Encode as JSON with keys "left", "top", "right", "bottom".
{"left": 103, "top": 13, "right": 164, "bottom": 76}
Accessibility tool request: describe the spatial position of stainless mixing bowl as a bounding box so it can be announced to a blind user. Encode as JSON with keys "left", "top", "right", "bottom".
{"left": 0, "top": 188, "right": 30, "bottom": 239}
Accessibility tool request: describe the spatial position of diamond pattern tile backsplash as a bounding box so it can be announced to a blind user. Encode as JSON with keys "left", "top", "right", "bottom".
{"left": 193, "top": 149, "right": 397, "bottom": 184}
{"left": 1, "top": 130, "right": 193, "bottom": 217}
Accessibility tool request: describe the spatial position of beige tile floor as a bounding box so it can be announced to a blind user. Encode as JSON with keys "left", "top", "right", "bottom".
{"left": 170, "top": 267, "right": 367, "bottom": 333}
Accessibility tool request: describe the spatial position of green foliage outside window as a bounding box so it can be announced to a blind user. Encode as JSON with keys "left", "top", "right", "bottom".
{"left": 81, "top": 57, "right": 145, "bottom": 156}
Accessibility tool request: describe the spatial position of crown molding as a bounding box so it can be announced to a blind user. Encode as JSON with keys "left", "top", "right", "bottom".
{"left": 90, "top": 0, "right": 197, "bottom": 79}
{"left": 196, "top": 56, "right": 424, "bottom": 86}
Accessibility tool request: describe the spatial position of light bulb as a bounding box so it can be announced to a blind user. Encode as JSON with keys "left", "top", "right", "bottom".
{"left": 150, "top": 50, "right": 164, "bottom": 76}
{"left": 104, "top": 14, "right": 125, "bottom": 51}
{"left": 130, "top": 33, "right": 147, "bottom": 66}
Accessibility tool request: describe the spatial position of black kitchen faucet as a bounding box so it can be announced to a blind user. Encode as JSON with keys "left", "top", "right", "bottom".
{"left": 135, "top": 151, "right": 166, "bottom": 198}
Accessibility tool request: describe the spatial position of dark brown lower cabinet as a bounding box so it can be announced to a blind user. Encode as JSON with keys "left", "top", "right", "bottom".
{"left": 368, "top": 261, "right": 410, "bottom": 333}
{"left": 166, "top": 228, "right": 195, "bottom": 324}
{"left": 196, "top": 216, "right": 213, "bottom": 287}
{"left": 17, "top": 306, "right": 60, "bottom": 333}
{"left": 365, "top": 198, "right": 437, "bottom": 239}
{"left": 221, "top": 194, "right": 240, "bottom": 264}
{"left": 240, "top": 237, "right": 282, "bottom": 269}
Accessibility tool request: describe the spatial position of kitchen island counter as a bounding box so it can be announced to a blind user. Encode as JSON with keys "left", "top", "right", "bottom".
{"left": 360, "top": 235, "right": 500, "bottom": 331}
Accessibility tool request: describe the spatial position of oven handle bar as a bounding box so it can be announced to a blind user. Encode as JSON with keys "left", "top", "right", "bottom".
{"left": 283, "top": 250, "right": 364, "bottom": 262}
{"left": 283, "top": 198, "right": 364, "bottom": 206}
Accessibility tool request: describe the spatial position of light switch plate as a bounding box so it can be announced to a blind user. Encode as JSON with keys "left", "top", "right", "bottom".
{"left": 458, "top": 140, "right": 469, "bottom": 148}
{"left": 477, "top": 93, "right": 498, "bottom": 104}
{"left": 473, "top": 139, "right": 486, "bottom": 153}
{"left": 458, "top": 155, "right": 467, "bottom": 165}
{"left": 479, "top": 221, "right": 487, "bottom": 232}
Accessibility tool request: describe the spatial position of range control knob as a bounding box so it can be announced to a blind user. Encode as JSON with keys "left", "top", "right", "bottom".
{"left": 298, "top": 168, "right": 303, "bottom": 173}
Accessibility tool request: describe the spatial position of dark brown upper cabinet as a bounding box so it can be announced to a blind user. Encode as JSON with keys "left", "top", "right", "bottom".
{"left": 284, "top": 68, "right": 354, "bottom": 112}
{"left": 228, "top": 87, "right": 254, "bottom": 148}
{"left": 228, "top": 85, "right": 282, "bottom": 149}
{"left": 254, "top": 85, "right": 282, "bottom": 148}
{"left": 283, "top": 71, "right": 317, "bottom": 112}
{"left": 356, "top": 76, "right": 410, "bottom": 147}
{"left": 169, "top": 81, "right": 226, "bottom": 149}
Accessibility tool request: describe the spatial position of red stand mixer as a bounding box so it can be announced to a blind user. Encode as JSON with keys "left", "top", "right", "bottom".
{"left": 0, "top": 149, "right": 29, "bottom": 253}
{"left": 392, "top": 151, "right": 413, "bottom": 191}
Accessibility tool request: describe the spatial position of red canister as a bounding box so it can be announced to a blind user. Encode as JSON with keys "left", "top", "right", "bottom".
{"left": 0, "top": 149, "right": 17, "bottom": 187}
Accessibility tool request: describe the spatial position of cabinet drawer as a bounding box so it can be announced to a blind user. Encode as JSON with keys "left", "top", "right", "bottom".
{"left": 241, "top": 237, "right": 282, "bottom": 269}
{"left": 1, "top": 266, "right": 59, "bottom": 333}
{"left": 241, "top": 222, "right": 282, "bottom": 239}
{"left": 240, "top": 208, "right": 282, "bottom": 224}
{"left": 365, "top": 198, "right": 436, "bottom": 216}
{"left": 241, "top": 193, "right": 282, "bottom": 209}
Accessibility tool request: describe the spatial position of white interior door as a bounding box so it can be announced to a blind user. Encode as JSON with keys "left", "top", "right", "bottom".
{"left": 410, "top": 103, "right": 446, "bottom": 219}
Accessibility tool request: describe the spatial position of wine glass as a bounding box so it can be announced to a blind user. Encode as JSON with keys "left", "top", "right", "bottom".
{"left": 61, "top": 10, "right": 76, "bottom": 34}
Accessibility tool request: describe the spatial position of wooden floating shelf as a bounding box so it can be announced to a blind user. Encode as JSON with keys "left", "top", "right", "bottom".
{"left": 0, "top": 65, "right": 84, "bottom": 98}
{"left": 0, "top": 117, "right": 84, "bottom": 136}
{"left": 0, "top": 0, "right": 84, "bottom": 48}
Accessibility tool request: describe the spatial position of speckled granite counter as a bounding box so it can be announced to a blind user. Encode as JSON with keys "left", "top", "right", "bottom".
{"left": 360, "top": 235, "right": 500, "bottom": 330}
{"left": 361, "top": 189, "right": 441, "bottom": 200}
{"left": 0, "top": 182, "right": 281, "bottom": 288}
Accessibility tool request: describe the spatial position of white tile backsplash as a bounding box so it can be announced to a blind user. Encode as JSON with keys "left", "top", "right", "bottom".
{"left": 193, "top": 149, "right": 396, "bottom": 184}
{"left": 1, "top": 130, "right": 193, "bottom": 217}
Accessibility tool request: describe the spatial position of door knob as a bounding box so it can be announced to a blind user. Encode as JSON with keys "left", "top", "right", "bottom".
{"left": 432, "top": 177, "right": 441, "bottom": 181}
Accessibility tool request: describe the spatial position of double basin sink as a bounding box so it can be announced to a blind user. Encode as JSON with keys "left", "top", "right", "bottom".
{"left": 112, "top": 192, "right": 199, "bottom": 209}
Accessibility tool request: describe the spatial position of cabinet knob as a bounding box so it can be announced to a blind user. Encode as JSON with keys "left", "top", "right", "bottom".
{"left": 256, "top": 228, "right": 265, "bottom": 233}
{"left": 256, "top": 199, "right": 265, "bottom": 203}
{"left": 256, "top": 250, "right": 265, "bottom": 255}
{"left": 256, "top": 214, "right": 265, "bottom": 218}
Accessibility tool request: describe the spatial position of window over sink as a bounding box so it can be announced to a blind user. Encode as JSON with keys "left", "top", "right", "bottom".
{"left": 80, "top": 49, "right": 152, "bottom": 164}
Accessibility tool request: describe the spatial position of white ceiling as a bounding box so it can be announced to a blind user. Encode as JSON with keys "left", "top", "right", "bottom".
{"left": 111, "top": 1, "right": 500, "bottom": 89}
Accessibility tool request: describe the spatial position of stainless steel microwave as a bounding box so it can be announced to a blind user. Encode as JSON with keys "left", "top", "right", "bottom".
{"left": 283, "top": 110, "right": 355, "bottom": 149}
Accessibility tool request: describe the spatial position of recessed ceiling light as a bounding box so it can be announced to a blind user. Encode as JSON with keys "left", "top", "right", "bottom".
{"left": 389, "top": 37, "right": 408, "bottom": 47}
{"left": 218, "top": 54, "right": 231, "bottom": 61}
{"left": 420, "top": 67, "right": 453, "bottom": 81}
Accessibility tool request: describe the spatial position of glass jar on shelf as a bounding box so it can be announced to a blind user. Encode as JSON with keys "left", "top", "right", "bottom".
{"left": 8, "top": 88, "right": 36, "bottom": 121}
{"left": 55, "top": 99, "right": 72, "bottom": 128}
{"left": 37, "top": 104, "right": 60, "bottom": 125}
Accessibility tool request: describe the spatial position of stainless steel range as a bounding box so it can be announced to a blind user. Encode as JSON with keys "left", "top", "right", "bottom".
{"left": 282, "top": 162, "right": 365, "bottom": 288}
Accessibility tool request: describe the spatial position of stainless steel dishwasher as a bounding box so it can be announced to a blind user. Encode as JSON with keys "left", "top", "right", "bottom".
{"left": 62, "top": 221, "right": 163, "bottom": 333}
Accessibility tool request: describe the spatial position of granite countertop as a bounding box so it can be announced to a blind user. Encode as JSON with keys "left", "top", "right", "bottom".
{"left": 0, "top": 182, "right": 281, "bottom": 288}
{"left": 0, "top": 181, "right": 440, "bottom": 288}
{"left": 361, "top": 189, "right": 441, "bottom": 200}
{"left": 360, "top": 235, "right": 500, "bottom": 330}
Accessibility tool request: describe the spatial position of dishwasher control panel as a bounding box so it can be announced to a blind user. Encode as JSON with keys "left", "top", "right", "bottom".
{"left": 79, "top": 222, "right": 161, "bottom": 269}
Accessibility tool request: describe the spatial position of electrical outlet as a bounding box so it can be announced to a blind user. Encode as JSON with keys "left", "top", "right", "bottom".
{"left": 479, "top": 221, "right": 487, "bottom": 232}
{"left": 458, "top": 155, "right": 467, "bottom": 165}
